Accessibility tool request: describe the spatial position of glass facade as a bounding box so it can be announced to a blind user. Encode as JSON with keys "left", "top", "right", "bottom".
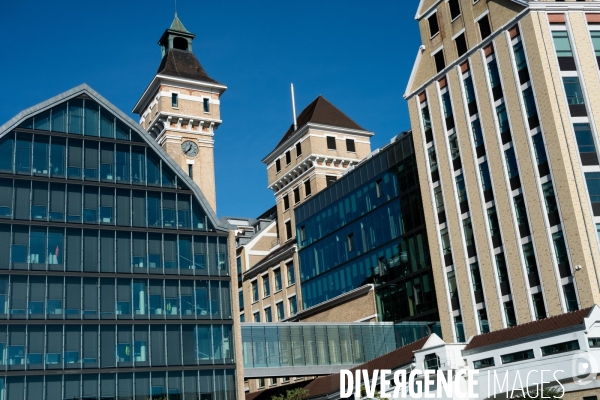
{"left": 0, "top": 92, "right": 236, "bottom": 399}
{"left": 295, "top": 133, "right": 437, "bottom": 322}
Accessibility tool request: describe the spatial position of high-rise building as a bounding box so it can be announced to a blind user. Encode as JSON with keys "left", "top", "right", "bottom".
{"left": 294, "top": 132, "right": 438, "bottom": 324}
{"left": 0, "top": 84, "right": 238, "bottom": 399}
{"left": 405, "top": 0, "right": 600, "bottom": 342}
{"left": 133, "top": 13, "right": 226, "bottom": 213}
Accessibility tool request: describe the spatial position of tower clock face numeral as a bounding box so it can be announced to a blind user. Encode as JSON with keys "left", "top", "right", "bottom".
{"left": 182, "top": 140, "right": 199, "bottom": 157}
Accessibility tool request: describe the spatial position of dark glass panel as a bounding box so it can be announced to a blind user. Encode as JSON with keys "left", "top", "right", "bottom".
{"left": 0, "top": 132, "right": 14, "bottom": 173}
{"left": 84, "top": 100, "right": 100, "bottom": 136}
{"left": 116, "top": 144, "right": 130, "bottom": 183}
{"left": 68, "top": 98, "right": 84, "bottom": 135}
{"left": 100, "top": 107, "right": 115, "bottom": 138}
{"left": 15, "top": 132, "right": 32, "bottom": 174}
{"left": 50, "top": 136, "right": 65, "bottom": 177}
{"left": 131, "top": 146, "right": 146, "bottom": 185}
{"left": 32, "top": 135, "right": 49, "bottom": 176}
{"left": 51, "top": 103, "right": 67, "bottom": 133}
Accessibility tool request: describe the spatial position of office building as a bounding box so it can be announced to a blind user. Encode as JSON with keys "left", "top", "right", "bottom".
{"left": 405, "top": 0, "right": 600, "bottom": 342}
{"left": 0, "top": 83, "right": 238, "bottom": 399}
{"left": 294, "top": 131, "right": 439, "bottom": 324}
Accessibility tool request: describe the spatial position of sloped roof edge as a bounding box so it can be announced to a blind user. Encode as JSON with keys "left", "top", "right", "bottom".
{"left": 0, "top": 83, "right": 232, "bottom": 232}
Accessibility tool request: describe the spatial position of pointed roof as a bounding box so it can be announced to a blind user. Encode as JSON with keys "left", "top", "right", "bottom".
{"left": 157, "top": 49, "right": 220, "bottom": 84}
{"left": 276, "top": 95, "right": 366, "bottom": 148}
{"left": 0, "top": 84, "right": 231, "bottom": 232}
{"left": 170, "top": 12, "right": 190, "bottom": 33}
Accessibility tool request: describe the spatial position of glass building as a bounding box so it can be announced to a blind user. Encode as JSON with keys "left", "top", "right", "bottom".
{"left": 0, "top": 85, "right": 236, "bottom": 399}
{"left": 295, "top": 132, "right": 438, "bottom": 323}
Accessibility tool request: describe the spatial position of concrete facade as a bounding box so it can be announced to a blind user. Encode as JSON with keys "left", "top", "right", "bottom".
{"left": 406, "top": 0, "right": 600, "bottom": 342}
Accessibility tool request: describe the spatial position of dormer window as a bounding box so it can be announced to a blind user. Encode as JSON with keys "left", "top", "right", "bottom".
{"left": 428, "top": 13, "right": 440, "bottom": 38}
{"left": 172, "top": 93, "right": 178, "bottom": 108}
{"left": 203, "top": 98, "right": 210, "bottom": 113}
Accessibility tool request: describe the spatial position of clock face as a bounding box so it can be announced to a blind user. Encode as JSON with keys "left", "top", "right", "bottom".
{"left": 182, "top": 140, "right": 199, "bottom": 158}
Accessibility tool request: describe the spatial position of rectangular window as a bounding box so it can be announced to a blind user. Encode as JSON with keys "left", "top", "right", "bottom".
{"left": 285, "top": 221, "right": 292, "bottom": 240}
{"left": 513, "top": 40, "right": 527, "bottom": 72}
{"left": 274, "top": 269, "right": 282, "bottom": 292}
{"left": 422, "top": 106, "right": 432, "bottom": 132}
{"left": 449, "top": 0, "right": 461, "bottom": 20}
{"left": 522, "top": 87, "right": 537, "bottom": 118}
{"left": 541, "top": 340, "right": 579, "bottom": 357}
{"left": 478, "top": 308, "right": 490, "bottom": 333}
{"left": 532, "top": 133, "right": 548, "bottom": 166}
{"left": 287, "top": 262, "right": 295, "bottom": 286}
{"left": 504, "top": 147, "right": 519, "bottom": 178}
{"left": 488, "top": 59, "right": 501, "bottom": 90}
{"left": 264, "top": 306, "right": 272, "bottom": 322}
{"left": 428, "top": 147, "right": 438, "bottom": 172}
{"left": 463, "top": 218, "right": 474, "bottom": 247}
{"left": 589, "top": 338, "right": 600, "bottom": 348}
{"left": 441, "top": 92, "right": 453, "bottom": 119}
{"left": 275, "top": 159, "right": 281, "bottom": 173}
{"left": 463, "top": 76, "right": 476, "bottom": 105}
{"left": 326, "top": 136, "right": 336, "bottom": 150}
{"left": 293, "top": 187, "right": 300, "bottom": 204}
{"left": 478, "top": 15, "right": 492, "bottom": 39}
{"left": 276, "top": 302, "right": 284, "bottom": 321}
{"left": 296, "top": 142, "right": 302, "bottom": 157}
{"left": 470, "top": 262, "right": 483, "bottom": 292}
{"left": 428, "top": 13, "right": 439, "bottom": 37}
{"left": 447, "top": 271, "right": 458, "bottom": 299}
{"left": 188, "top": 164, "right": 193, "bottom": 178}
{"left": 253, "top": 312, "right": 260, "bottom": 322}
{"left": 532, "top": 292, "right": 546, "bottom": 320}
{"left": 203, "top": 98, "right": 210, "bottom": 113}
{"left": 496, "top": 103, "right": 509, "bottom": 133}
{"left": 456, "top": 33, "right": 467, "bottom": 57}
{"left": 304, "top": 180, "right": 312, "bottom": 197}
{"left": 552, "top": 31, "right": 573, "bottom": 57}
{"left": 262, "top": 276, "right": 270, "bottom": 298}
{"left": 563, "top": 77, "right": 585, "bottom": 105}
{"left": 346, "top": 139, "right": 355, "bottom": 152}
{"left": 376, "top": 179, "right": 382, "bottom": 198}
{"left": 501, "top": 349, "right": 534, "bottom": 364}
{"left": 563, "top": 282, "right": 578, "bottom": 312}
{"left": 504, "top": 300, "right": 517, "bottom": 327}
{"left": 172, "top": 94, "right": 178, "bottom": 108}
{"left": 479, "top": 161, "right": 492, "bottom": 191}
{"left": 514, "top": 194, "right": 528, "bottom": 228}
{"left": 449, "top": 134, "right": 460, "bottom": 162}
{"left": 285, "top": 151, "right": 291, "bottom": 165}
{"left": 347, "top": 233, "right": 354, "bottom": 252}
{"left": 495, "top": 253, "right": 509, "bottom": 284}
{"left": 326, "top": 175, "right": 337, "bottom": 187}
{"left": 523, "top": 242, "right": 537, "bottom": 275}
{"left": 289, "top": 295, "right": 297, "bottom": 315}
{"left": 488, "top": 206, "right": 501, "bottom": 238}
{"left": 454, "top": 316, "right": 465, "bottom": 342}
{"left": 552, "top": 231, "right": 569, "bottom": 265}
{"left": 440, "top": 228, "right": 451, "bottom": 255}
{"left": 283, "top": 195, "right": 290, "bottom": 210}
{"left": 434, "top": 50, "right": 446, "bottom": 73}
{"left": 473, "top": 357, "right": 495, "bottom": 369}
{"left": 574, "top": 123, "right": 597, "bottom": 154}
{"left": 542, "top": 182, "right": 558, "bottom": 213}
{"left": 455, "top": 174, "right": 467, "bottom": 203}
{"left": 251, "top": 281, "right": 258, "bottom": 303}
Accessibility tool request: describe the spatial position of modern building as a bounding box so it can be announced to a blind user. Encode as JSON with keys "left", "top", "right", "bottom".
{"left": 133, "top": 12, "right": 226, "bottom": 213}
{"left": 405, "top": 0, "right": 600, "bottom": 342}
{"left": 293, "top": 131, "right": 439, "bottom": 324}
{"left": 0, "top": 83, "right": 239, "bottom": 399}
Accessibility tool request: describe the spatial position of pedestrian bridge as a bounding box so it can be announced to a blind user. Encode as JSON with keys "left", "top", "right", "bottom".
{"left": 241, "top": 321, "right": 440, "bottom": 378}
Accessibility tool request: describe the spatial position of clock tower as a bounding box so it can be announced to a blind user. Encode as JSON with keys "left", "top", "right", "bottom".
{"left": 133, "top": 12, "right": 226, "bottom": 213}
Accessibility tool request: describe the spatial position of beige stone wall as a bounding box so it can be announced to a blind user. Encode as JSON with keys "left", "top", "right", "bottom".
{"left": 298, "top": 289, "right": 378, "bottom": 323}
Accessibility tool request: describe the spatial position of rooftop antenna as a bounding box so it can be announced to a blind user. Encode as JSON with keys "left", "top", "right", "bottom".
{"left": 291, "top": 83, "right": 298, "bottom": 131}
{"left": 175, "top": 0, "right": 178, "bottom": 15}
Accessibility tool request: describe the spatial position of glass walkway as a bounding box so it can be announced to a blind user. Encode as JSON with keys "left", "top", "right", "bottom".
{"left": 242, "top": 321, "right": 441, "bottom": 377}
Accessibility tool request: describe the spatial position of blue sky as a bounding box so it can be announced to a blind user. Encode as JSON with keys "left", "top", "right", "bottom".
{"left": 0, "top": 0, "right": 422, "bottom": 218}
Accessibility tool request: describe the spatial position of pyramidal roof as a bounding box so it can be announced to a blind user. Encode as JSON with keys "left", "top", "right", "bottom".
{"left": 276, "top": 95, "right": 366, "bottom": 148}
{"left": 156, "top": 49, "right": 221, "bottom": 84}
{"left": 170, "top": 12, "right": 190, "bottom": 33}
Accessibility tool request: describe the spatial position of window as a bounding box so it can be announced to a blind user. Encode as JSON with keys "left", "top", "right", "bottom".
{"left": 541, "top": 340, "right": 579, "bottom": 356}
{"left": 422, "top": 106, "right": 432, "bottom": 132}
{"left": 501, "top": 349, "right": 534, "bottom": 364}
{"left": 487, "top": 59, "right": 501, "bottom": 90}
{"left": 532, "top": 292, "right": 546, "bottom": 320}
{"left": 293, "top": 187, "right": 300, "bottom": 204}
{"left": 172, "top": 94, "right": 178, "bottom": 108}
{"left": 479, "top": 161, "right": 492, "bottom": 191}
{"left": 424, "top": 353, "right": 440, "bottom": 371}
{"left": 496, "top": 103, "right": 510, "bottom": 133}
{"left": 495, "top": 253, "right": 509, "bottom": 284}
{"left": 326, "top": 136, "right": 336, "bottom": 150}
{"left": 376, "top": 179, "right": 382, "bottom": 198}
{"left": 264, "top": 306, "right": 272, "bottom": 322}
{"left": 478, "top": 308, "right": 490, "bottom": 333}
{"left": 449, "top": 0, "right": 461, "bottom": 20}
{"left": 504, "top": 147, "right": 519, "bottom": 179}
{"left": 188, "top": 164, "right": 193, "bottom": 179}
{"left": 434, "top": 50, "right": 446, "bottom": 73}
{"left": 504, "top": 300, "right": 517, "bottom": 327}
{"left": 523, "top": 242, "right": 537, "bottom": 275}
{"left": 346, "top": 139, "right": 355, "bottom": 152}
{"left": 271, "top": 377, "right": 277, "bottom": 386}
{"left": 440, "top": 228, "right": 451, "bottom": 255}
{"left": 238, "top": 290, "right": 244, "bottom": 311}
{"left": 347, "top": 233, "right": 354, "bottom": 252}
{"left": 258, "top": 378, "right": 265, "bottom": 388}
{"left": 262, "top": 275, "right": 270, "bottom": 298}
{"left": 253, "top": 312, "right": 260, "bottom": 322}
{"left": 478, "top": 15, "right": 491, "bottom": 39}
{"left": 447, "top": 271, "right": 458, "bottom": 299}
{"left": 513, "top": 40, "right": 527, "bottom": 72}
{"left": 326, "top": 175, "right": 337, "bottom": 187}
{"left": 285, "top": 221, "right": 292, "bottom": 240}
{"left": 463, "top": 76, "right": 476, "bottom": 105}
{"left": 473, "top": 357, "right": 495, "bottom": 369}
{"left": 285, "top": 151, "right": 291, "bottom": 165}
{"left": 455, "top": 174, "right": 467, "bottom": 203}
{"left": 286, "top": 262, "right": 295, "bottom": 286}
{"left": 428, "top": 13, "right": 439, "bottom": 37}
{"left": 449, "top": 134, "right": 460, "bottom": 161}
{"left": 454, "top": 316, "right": 465, "bottom": 342}
{"left": 289, "top": 295, "right": 297, "bottom": 315}
{"left": 203, "top": 98, "right": 210, "bottom": 113}
{"left": 251, "top": 281, "right": 258, "bottom": 302}
{"left": 522, "top": 87, "right": 537, "bottom": 118}
{"left": 276, "top": 159, "right": 281, "bottom": 173}
{"left": 589, "top": 338, "right": 600, "bottom": 348}
{"left": 296, "top": 142, "right": 302, "bottom": 157}
{"left": 470, "top": 262, "right": 483, "bottom": 292}
{"left": 283, "top": 195, "right": 290, "bottom": 210}
{"left": 240, "top": 313, "right": 245, "bottom": 322}
{"left": 552, "top": 31, "right": 573, "bottom": 57}
{"left": 532, "top": 134, "right": 547, "bottom": 165}
{"left": 563, "top": 282, "right": 578, "bottom": 312}
{"left": 441, "top": 91, "right": 453, "bottom": 119}
{"left": 428, "top": 147, "right": 438, "bottom": 172}
{"left": 574, "top": 123, "right": 596, "bottom": 154}
{"left": 463, "top": 218, "right": 474, "bottom": 247}
{"left": 304, "top": 180, "right": 312, "bottom": 197}
{"left": 542, "top": 182, "right": 558, "bottom": 213}
{"left": 299, "top": 225, "right": 305, "bottom": 243}
{"left": 274, "top": 269, "right": 282, "bottom": 292}
{"left": 563, "top": 77, "right": 584, "bottom": 105}
{"left": 276, "top": 302, "right": 284, "bottom": 321}
{"left": 552, "top": 231, "right": 569, "bottom": 265}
